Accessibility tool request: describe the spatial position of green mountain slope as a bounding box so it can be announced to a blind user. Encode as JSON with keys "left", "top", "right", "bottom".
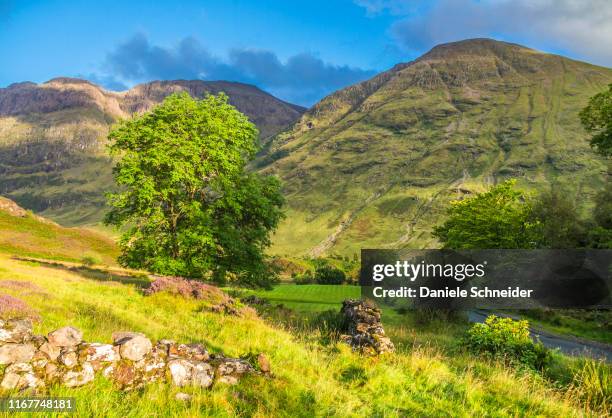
{"left": 0, "top": 78, "right": 304, "bottom": 225}
{"left": 256, "top": 39, "right": 612, "bottom": 256}
{"left": 0, "top": 196, "right": 118, "bottom": 264}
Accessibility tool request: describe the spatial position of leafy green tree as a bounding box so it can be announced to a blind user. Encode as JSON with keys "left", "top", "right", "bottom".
{"left": 587, "top": 181, "right": 612, "bottom": 249}
{"left": 580, "top": 83, "right": 612, "bottom": 157}
{"left": 105, "top": 92, "right": 284, "bottom": 287}
{"left": 529, "top": 187, "right": 586, "bottom": 248}
{"left": 314, "top": 264, "right": 346, "bottom": 285}
{"left": 580, "top": 85, "right": 612, "bottom": 248}
{"left": 433, "top": 180, "right": 541, "bottom": 249}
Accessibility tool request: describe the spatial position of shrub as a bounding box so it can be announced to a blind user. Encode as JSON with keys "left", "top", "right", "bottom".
{"left": 314, "top": 264, "right": 346, "bottom": 285}
{"left": 464, "top": 315, "right": 551, "bottom": 370}
{"left": 81, "top": 255, "right": 101, "bottom": 266}
{"left": 294, "top": 270, "right": 315, "bottom": 285}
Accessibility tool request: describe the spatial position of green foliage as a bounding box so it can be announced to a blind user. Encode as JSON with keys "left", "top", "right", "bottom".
{"left": 294, "top": 270, "right": 315, "bottom": 285}
{"left": 586, "top": 180, "right": 612, "bottom": 249}
{"left": 570, "top": 359, "right": 611, "bottom": 412}
{"left": 464, "top": 315, "right": 551, "bottom": 370}
{"left": 433, "top": 180, "right": 541, "bottom": 249}
{"left": 105, "top": 92, "right": 284, "bottom": 287}
{"left": 80, "top": 255, "right": 101, "bottom": 266}
{"left": 529, "top": 187, "right": 587, "bottom": 248}
{"left": 580, "top": 84, "right": 612, "bottom": 156}
{"left": 314, "top": 263, "right": 346, "bottom": 285}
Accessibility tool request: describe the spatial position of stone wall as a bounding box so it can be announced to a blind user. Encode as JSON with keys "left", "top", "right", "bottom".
{"left": 340, "top": 299, "right": 395, "bottom": 355}
{"left": 0, "top": 318, "right": 265, "bottom": 392}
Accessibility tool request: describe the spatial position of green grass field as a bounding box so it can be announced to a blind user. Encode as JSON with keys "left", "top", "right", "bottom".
{"left": 0, "top": 252, "right": 608, "bottom": 416}
{"left": 252, "top": 284, "right": 359, "bottom": 312}
{"left": 0, "top": 204, "right": 609, "bottom": 416}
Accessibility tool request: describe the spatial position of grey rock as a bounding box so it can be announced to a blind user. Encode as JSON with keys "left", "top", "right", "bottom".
{"left": 191, "top": 361, "right": 214, "bottom": 388}
{"left": 59, "top": 350, "right": 78, "bottom": 368}
{"left": 0, "top": 319, "right": 32, "bottom": 344}
{"left": 62, "top": 363, "right": 95, "bottom": 387}
{"left": 167, "top": 359, "right": 192, "bottom": 387}
{"left": 118, "top": 335, "right": 152, "bottom": 361}
{"left": 167, "top": 359, "right": 213, "bottom": 388}
{"left": 0, "top": 343, "right": 36, "bottom": 364}
{"left": 47, "top": 326, "right": 83, "bottom": 347}
{"left": 112, "top": 331, "right": 145, "bottom": 344}
{"left": 215, "top": 358, "right": 254, "bottom": 385}
{"left": 0, "top": 363, "right": 43, "bottom": 390}
{"left": 81, "top": 343, "right": 119, "bottom": 364}
{"left": 39, "top": 342, "right": 61, "bottom": 361}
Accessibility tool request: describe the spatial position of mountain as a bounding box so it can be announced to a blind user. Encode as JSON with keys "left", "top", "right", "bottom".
{"left": 0, "top": 78, "right": 304, "bottom": 225}
{"left": 256, "top": 39, "right": 612, "bottom": 256}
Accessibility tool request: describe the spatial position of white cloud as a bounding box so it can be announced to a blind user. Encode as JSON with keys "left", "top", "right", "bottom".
{"left": 356, "top": 0, "right": 612, "bottom": 67}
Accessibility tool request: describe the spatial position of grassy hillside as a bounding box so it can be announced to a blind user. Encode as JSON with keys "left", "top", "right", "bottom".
{"left": 0, "top": 194, "right": 607, "bottom": 416}
{"left": 0, "top": 254, "right": 605, "bottom": 417}
{"left": 0, "top": 197, "right": 118, "bottom": 265}
{"left": 0, "top": 78, "right": 304, "bottom": 226}
{"left": 258, "top": 39, "right": 612, "bottom": 256}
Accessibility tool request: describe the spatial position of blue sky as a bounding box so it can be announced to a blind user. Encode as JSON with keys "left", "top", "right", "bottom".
{"left": 1, "top": 0, "right": 611, "bottom": 106}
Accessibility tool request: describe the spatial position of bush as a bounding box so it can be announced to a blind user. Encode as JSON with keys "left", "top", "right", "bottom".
{"left": 81, "top": 255, "right": 101, "bottom": 266}
{"left": 464, "top": 315, "right": 551, "bottom": 370}
{"left": 314, "top": 264, "right": 346, "bottom": 285}
{"left": 294, "top": 270, "right": 315, "bottom": 285}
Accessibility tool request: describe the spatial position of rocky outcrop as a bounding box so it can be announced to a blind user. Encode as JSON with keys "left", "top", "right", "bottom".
{"left": 340, "top": 299, "right": 394, "bottom": 355}
{"left": 0, "top": 318, "right": 264, "bottom": 392}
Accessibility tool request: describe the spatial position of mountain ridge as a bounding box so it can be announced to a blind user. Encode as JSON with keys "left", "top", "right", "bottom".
{"left": 0, "top": 77, "right": 305, "bottom": 137}
{"left": 258, "top": 38, "right": 612, "bottom": 256}
{"left": 0, "top": 78, "right": 305, "bottom": 225}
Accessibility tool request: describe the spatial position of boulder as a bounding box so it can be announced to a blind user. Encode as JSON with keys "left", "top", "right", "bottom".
{"left": 257, "top": 353, "right": 271, "bottom": 374}
{"left": 142, "top": 346, "right": 167, "bottom": 377}
{"left": 112, "top": 331, "right": 145, "bottom": 344}
{"left": 191, "top": 361, "right": 214, "bottom": 388}
{"left": 167, "top": 359, "right": 192, "bottom": 387}
{"left": 215, "top": 358, "right": 255, "bottom": 385}
{"left": 44, "top": 362, "right": 61, "bottom": 381}
{"left": 0, "top": 343, "right": 36, "bottom": 364}
{"left": 80, "top": 343, "right": 119, "bottom": 370}
{"left": 39, "top": 342, "right": 61, "bottom": 361}
{"left": 117, "top": 335, "right": 152, "bottom": 361}
{"left": 169, "top": 343, "right": 209, "bottom": 361}
{"left": 47, "top": 326, "right": 83, "bottom": 347}
{"left": 0, "top": 319, "right": 32, "bottom": 343}
{"left": 0, "top": 363, "right": 43, "bottom": 390}
{"left": 59, "top": 350, "right": 78, "bottom": 368}
{"left": 112, "top": 361, "right": 138, "bottom": 388}
{"left": 62, "top": 363, "right": 95, "bottom": 387}
{"left": 167, "top": 359, "right": 213, "bottom": 388}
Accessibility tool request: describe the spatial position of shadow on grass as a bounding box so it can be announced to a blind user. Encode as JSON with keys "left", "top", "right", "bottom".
{"left": 13, "top": 257, "right": 151, "bottom": 288}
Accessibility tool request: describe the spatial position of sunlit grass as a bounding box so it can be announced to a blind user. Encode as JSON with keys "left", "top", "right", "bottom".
{"left": 0, "top": 255, "right": 596, "bottom": 416}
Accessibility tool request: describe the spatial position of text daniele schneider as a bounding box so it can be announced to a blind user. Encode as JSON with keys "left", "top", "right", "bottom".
{"left": 361, "top": 249, "right": 611, "bottom": 309}
{"left": 370, "top": 260, "right": 534, "bottom": 299}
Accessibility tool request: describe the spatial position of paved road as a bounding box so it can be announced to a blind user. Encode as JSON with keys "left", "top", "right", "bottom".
{"left": 468, "top": 310, "right": 612, "bottom": 362}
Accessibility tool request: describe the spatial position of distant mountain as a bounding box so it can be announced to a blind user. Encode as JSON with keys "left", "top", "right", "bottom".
{"left": 256, "top": 39, "right": 612, "bottom": 256}
{"left": 0, "top": 78, "right": 304, "bottom": 225}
